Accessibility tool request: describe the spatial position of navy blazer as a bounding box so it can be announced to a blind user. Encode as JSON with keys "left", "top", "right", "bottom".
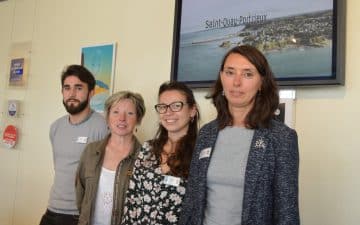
{"left": 179, "top": 119, "right": 300, "bottom": 225}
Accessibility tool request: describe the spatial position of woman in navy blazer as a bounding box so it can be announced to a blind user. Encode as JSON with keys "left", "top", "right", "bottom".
{"left": 179, "top": 45, "right": 299, "bottom": 225}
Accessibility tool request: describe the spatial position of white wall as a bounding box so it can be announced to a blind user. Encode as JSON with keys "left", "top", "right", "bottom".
{"left": 0, "top": 0, "right": 359, "bottom": 224}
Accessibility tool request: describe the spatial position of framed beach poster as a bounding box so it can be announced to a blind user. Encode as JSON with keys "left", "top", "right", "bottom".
{"left": 171, "top": 0, "right": 346, "bottom": 88}
{"left": 81, "top": 43, "right": 116, "bottom": 113}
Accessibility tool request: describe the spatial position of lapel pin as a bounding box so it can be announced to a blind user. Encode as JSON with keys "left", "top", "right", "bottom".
{"left": 255, "top": 138, "right": 266, "bottom": 149}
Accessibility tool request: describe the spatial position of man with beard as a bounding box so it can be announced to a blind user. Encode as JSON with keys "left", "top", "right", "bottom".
{"left": 39, "top": 65, "right": 108, "bottom": 225}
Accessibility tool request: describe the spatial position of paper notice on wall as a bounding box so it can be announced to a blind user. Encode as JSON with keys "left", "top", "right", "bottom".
{"left": 9, "top": 58, "right": 25, "bottom": 86}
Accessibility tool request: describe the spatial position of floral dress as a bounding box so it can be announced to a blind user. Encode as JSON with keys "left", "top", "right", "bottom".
{"left": 121, "top": 142, "right": 187, "bottom": 225}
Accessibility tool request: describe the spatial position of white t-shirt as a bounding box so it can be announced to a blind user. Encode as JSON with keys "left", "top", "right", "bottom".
{"left": 92, "top": 167, "right": 116, "bottom": 225}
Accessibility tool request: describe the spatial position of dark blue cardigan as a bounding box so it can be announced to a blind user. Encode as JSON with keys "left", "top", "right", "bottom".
{"left": 179, "top": 119, "right": 300, "bottom": 225}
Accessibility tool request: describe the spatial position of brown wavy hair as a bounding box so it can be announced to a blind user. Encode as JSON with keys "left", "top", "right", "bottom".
{"left": 207, "top": 45, "right": 279, "bottom": 129}
{"left": 150, "top": 81, "right": 199, "bottom": 178}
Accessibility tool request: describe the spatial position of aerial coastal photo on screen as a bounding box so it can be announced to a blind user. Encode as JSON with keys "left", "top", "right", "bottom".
{"left": 177, "top": 0, "right": 334, "bottom": 82}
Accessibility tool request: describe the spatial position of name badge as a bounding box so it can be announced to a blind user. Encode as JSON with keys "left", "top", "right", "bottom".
{"left": 163, "top": 175, "right": 180, "bottom": 187}
{"left": 76, "top": 136, "right": 88, "bottom": 144}
{"left": 199, "top": 147, "right": 211, "bottom": 159}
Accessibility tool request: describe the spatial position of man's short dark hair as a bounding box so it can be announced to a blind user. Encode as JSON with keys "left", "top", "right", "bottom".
{"left": 61, "top": 65, "right": 96, "bottom": 91}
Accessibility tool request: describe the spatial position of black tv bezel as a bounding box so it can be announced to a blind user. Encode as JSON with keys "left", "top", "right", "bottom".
{"left": 170, "top": 0, "right": 346, "bottom": 88}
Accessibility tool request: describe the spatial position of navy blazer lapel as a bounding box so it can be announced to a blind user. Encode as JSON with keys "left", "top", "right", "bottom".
{"left": 199, "top": 122, "right": 219, "bottom": 170}
{"left": 241, "top": 127, "right": 270, "bottom": 221}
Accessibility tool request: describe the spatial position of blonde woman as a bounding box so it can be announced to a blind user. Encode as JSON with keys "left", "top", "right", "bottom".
{"left": 76, "top": 91, "right": 145, "bottom": 225}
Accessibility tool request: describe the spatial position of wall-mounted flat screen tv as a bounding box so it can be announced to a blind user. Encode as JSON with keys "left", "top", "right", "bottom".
{"left": 171, "top": 0, "right": 346, "bottom": 87}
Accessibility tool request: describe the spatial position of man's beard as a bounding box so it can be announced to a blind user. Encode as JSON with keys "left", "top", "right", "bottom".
{"left": 63, "top": 97, "right": 89, "bottom": 115}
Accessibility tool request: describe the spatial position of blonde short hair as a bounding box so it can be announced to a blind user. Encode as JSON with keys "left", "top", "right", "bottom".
{"left": 104, "top": 91, "right": 146, "bottom": 124}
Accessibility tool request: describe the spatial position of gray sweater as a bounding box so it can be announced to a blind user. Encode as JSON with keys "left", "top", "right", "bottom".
{"left": 179, "top": 119, "right": 300, "bottom": 225}
{"left": 48, "top": 111, "right": 108, "bottom": 214}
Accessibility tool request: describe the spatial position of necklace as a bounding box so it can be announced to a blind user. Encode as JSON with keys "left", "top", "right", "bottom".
{"left": 160, "top": 139, "right": 178, "bottom": 166}
{"left": 160, "top": 150, "right": 174, "bottom": 166}
{"left": 161, "top": 151, "right": 173, "bottom": 156}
